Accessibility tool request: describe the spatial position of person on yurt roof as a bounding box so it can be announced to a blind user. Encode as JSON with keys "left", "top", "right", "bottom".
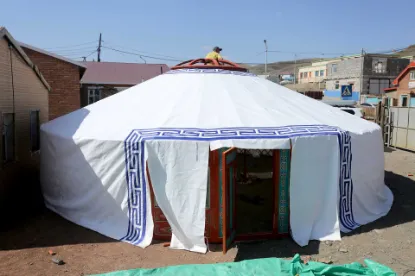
{"left": 205, "top": 46, "right": 223, "bottom": 61}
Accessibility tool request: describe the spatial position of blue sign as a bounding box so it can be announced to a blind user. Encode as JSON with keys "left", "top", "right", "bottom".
{"left": 341, "top": 85, "right": 353, "bottom": 98}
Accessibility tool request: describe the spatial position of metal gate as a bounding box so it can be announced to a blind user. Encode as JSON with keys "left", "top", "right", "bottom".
{"left": 384, "top": 106, "right": 415, "bottom": 151}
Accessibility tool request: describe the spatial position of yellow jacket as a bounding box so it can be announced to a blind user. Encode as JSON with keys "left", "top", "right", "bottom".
{"left": 205, "top": 51, "right": 222, "bottom": 60}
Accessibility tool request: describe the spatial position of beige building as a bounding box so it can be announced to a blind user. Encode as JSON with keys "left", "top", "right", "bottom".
{"left": 298, "top": 60, "right": 339, "bottom": 84}
{"left": 0, "top": 27, "right": 49, "bottom": 214}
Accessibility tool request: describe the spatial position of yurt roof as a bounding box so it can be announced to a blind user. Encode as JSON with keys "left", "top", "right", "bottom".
{"left": 42, "top": 59, "right": 379, "bottom": 141}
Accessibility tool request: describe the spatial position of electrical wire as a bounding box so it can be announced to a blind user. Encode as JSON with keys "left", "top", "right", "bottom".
{"left": 51, "top": 46, "right": 98, "bottom": 54}
{"left": 44, "top": 40, "right": 98, "bottom": 50}
{"left": 101, "top": 46, "right": 185, "bottom": 62}
{"left": 102, "top": 41, "right": 183, "bottom": 60}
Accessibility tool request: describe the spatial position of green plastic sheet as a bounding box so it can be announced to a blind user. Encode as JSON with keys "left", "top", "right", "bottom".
{"left": 92, "top": 254, "right": 396, "bottom": 276}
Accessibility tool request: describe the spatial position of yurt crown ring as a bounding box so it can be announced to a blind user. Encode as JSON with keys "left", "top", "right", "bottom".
{"left": 171, "top": 58, "right": 248, "bottom": 72}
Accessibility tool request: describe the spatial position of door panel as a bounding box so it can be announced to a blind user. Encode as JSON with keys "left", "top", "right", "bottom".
{"left": 222, "top": 147, "right": 237, "bottom": 254}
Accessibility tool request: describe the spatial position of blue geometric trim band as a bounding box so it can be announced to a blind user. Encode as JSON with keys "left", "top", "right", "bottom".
{"left": 122, "top": 125, "right": 359, "bottom": 245}
{"left": 338, "top": 131, "right": 360, "bottom": 231}
{"left": 166, "top": 68, "right": 257, "bottom": 77}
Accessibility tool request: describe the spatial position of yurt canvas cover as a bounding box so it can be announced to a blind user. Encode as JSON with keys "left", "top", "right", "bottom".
{"left": 40, "top": 66, "right": 393, "bottom": 253}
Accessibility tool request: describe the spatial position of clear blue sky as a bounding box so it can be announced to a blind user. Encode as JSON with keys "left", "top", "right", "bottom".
{"left": 2, "top": 0, "right": 415, "bottom": 65}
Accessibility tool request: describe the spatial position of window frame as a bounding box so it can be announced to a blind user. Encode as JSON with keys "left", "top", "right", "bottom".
{"left": 331, "top": 64, "right": 338, "bottom": 73}
{"left": 319, "top": 70, "right": 324, "bottom": 77}
{"left": 87, "top": 86, "right": 103, "bottom": 105}
{"left": 335, "top": 81, "right": 340, "bottom": 90}
{"left": 315, "top": 71, "right": 319, "bottom": 77}
{"left": 401, "top": 95, "right": 408, "bottom": 107}
{"left": 2, "top": 112, "right": 15, "bottom": 163}
{"left": 30, "top": 110, "right": 40, "bottom": 152}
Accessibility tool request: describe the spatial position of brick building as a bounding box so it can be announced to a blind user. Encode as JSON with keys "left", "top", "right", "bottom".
{"left": 384, "top": 62, "right": 415, "bottom": 107}
{"left": 0, "top": 28, "right": 50, "bottom": 216}
{"left": 19, "top": 43, "right": 86, "bottom": 120}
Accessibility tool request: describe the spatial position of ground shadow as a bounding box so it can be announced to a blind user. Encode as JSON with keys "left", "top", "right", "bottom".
{"left": 235, "top": 170, "right": 415, "bottom": 261}
{"left": 0, "top": 108, "right": 129, "bottom": 250}
{"left": 342, "top": 170, "right": 415, "bottom": 237}
{"left": 234, "top": 239, "right": 320, "bottom": 261}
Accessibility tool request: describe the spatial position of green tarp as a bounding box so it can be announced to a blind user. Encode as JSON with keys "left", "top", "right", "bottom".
{"left": 92, "top": 254, "right": 396, "bottom": 276}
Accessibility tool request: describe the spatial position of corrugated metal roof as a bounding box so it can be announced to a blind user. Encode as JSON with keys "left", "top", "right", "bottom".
{"left": 80, "top": 62, "right": 169, "bottom": 85}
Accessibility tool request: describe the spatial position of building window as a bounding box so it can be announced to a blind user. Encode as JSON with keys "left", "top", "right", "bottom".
{"left": 2, "top": 113, "right": 15, "bottom": 162}
{"left": 372, "top": 58, "right": 387, "bottom": 74}
{"left": 331, "top": 64, "right": 337, "bottom": 73}
{"left": 335, "top": 81, "right": 340, "bottom": 89}
{"left": 308, "top": 72, "right": 311, "bottom": 78}
{"left": 319, "top": 70, "right": 324, "bottom": 76}
{"left": 315, "top": 71, "right": 319, "bottom": 77}
{"left": 300, "top": 72, "right": 303, "bottom": 78}
{"left": 369, "top": 79, "right": 390, "bottom": 95}
{"left": 401, "top": 95, "right": 408, "bottom": 107}
{"left": 88, "top": 87, "right": 102, "bottom": 105}
{"left": 410, "top": 71, "right": 415, "bottom": 80}
{"left": 30, "top": 110, "right": 40, "bottom": 152}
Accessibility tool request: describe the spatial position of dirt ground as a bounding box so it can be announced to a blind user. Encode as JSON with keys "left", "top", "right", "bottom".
{"left": 1, "top": 148, "right": 415, "bottom": 275}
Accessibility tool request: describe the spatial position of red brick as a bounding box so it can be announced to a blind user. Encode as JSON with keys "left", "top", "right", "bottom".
{"left": 21, "top": 47, "right": 83, "bottom": 120}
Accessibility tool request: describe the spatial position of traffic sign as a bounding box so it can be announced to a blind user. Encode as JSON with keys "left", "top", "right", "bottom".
{"left": 341, "top": 85, "right": 353, "bottom": 98}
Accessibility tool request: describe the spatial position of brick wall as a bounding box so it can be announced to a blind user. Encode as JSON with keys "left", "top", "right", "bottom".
{"left": 386, "top": 69, "right": 415, "bottom": 104}
{"left": 21, "top": 47, "right": 82, "bottom": 120}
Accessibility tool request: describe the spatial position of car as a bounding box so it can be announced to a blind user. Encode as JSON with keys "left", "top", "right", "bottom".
{"left": 339, "top": 107, "right": 364, "bottom": 118}
{"left": 360, "top": 102, "right": 377, "bottom": 108}
{"left": 321, "top": 100, "right": 365, "bottom": 118}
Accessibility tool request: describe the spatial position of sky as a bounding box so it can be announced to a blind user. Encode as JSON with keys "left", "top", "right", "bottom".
{"left": 2, "top": 0, "right": 415, "bottom": 66}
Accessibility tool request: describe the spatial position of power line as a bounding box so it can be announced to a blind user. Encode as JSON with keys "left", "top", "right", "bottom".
{"left": 102, "top": 41, "right": 182, "bottom": 60}
{"left": 102, "top": 46, "right": 186, "bottom": 62}
{"left": 50, "top": 46, "right": 98, "bottom": 54}
{"left": 44, "top": 40, "right": 98, "bottom": 50}
{"left": 62, "top": 50, "right": 97, "bottom": 61}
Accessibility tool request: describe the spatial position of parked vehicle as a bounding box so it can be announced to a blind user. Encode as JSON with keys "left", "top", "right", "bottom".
{"left": 321, "top": 100, "right": 365, "bottom": 118}
{"left": 339, "top": 106, "right": 364, "bottom": 118}
{"left": 360, "top": 102, "right": 377, "bottom": 108}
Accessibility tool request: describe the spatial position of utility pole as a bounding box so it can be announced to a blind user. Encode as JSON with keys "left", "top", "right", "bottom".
{"left": 293, "top": 54, "right": 297, "bottom": 84}
{"left": 264, "top": 39, "right": 268, "bottom": 74}
{"left": 360, "top": 48, "right": 364, "bottom": 95}
{"left": 97, "top": 33, "right": 102, "bottom": 62}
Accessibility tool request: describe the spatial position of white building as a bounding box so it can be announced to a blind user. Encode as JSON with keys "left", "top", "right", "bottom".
{"left": 298, "top": 60, "right": 340, "bottom": 84}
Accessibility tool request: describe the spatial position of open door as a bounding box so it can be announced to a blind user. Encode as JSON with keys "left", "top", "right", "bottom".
{"left": 222, "top": 147, "right": 237, "bottom": 254}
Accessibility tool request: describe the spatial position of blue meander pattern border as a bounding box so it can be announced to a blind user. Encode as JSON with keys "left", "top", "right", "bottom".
{"left": 166, "top": 68, "right": 257, "bottom": 77}
{"left": 122, "top": 125, "right": 359, "bottom": 245}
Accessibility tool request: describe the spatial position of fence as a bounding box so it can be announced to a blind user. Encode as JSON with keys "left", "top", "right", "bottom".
{"left": 361, "top": 106, "right": 376, "bottom": 121}
{"left": 384, "top": 106, "right": 415, "bottom": 151}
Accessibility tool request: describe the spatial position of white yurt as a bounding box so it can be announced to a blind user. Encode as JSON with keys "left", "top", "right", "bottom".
{"left": 40, "top": 59, "right": 393, "bottom": 254}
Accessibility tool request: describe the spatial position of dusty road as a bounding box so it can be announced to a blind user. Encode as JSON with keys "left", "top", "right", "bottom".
{"left": 0, "top": 148, "right": 414, "bottom": 275}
